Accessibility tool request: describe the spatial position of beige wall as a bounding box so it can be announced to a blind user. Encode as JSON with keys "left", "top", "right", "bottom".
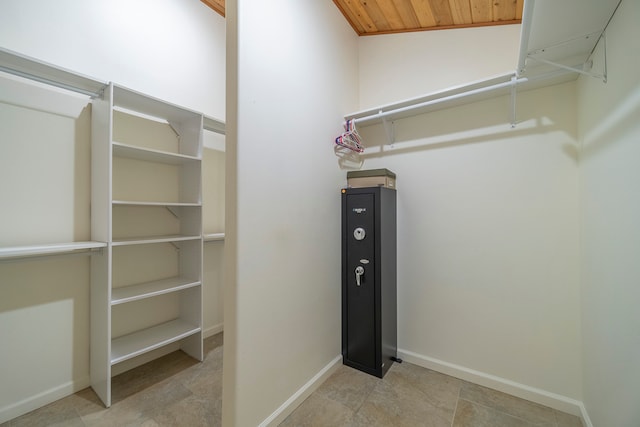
{"left": 225, "top": 0, "right": 358, "bottom": 424}
{"left": 357, "top": 24, "right": 521, "bottom": 108}
{"left": 578, "top": 0, "right": 640, "bottom": 425}
{"left": 356, "top": 25, "right": 583, "bottom": 409}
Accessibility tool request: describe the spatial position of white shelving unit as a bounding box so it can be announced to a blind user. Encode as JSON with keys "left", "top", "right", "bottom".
{"left": 90, "top": 83, "right": 204, "bottom": 407}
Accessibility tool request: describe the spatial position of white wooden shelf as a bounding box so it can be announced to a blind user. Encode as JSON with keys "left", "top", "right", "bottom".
{"left": 111, "top": 234, "right": 201, "bottom": 246}
{"left": 113, "top": 142, "right": 201, "bottom": 165}
{"left": 112, "top": 200, "right": 201, "bottom": 207}
{"left": 110, "top": 319, "right": 200, "bottom": 365}
{"left": 204, "top": 233, "right": 225, "bottom": 242}
{"left": 111, "top": 277, "right": 201, "bottom": 306}
{"left": 0, "top": 241, "right": 106, "bottom": 259}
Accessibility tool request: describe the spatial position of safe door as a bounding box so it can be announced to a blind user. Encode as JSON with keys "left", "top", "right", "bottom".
{"left": 342, "top": 186, "right": 397, "bottom": 378}
{"left": 344, "top": 192, "right": 377, "bottom": 371}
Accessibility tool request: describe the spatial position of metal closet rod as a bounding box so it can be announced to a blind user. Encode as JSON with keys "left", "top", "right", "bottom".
{"left": 0, "top": 64, "right": 105, "bottom": 98}
{"left": 351, "top": 76, "right": 529, "bottom": 126}
{"left": 0, "top": 47, "right": 108, "bottom": 98}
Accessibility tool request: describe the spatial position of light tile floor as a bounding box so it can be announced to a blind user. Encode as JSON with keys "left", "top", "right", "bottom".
{"left": 3, "top": 334, "right": 582, "bottom": 427}
{"left": 2, "top": 333, "right": 223, "bottom": 427}
{"left": 281, "top": 362, "right": 583, "bottom": 427}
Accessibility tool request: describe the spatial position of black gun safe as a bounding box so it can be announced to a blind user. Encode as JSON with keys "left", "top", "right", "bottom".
{"left": 341, "top": 186, "right": 397, "bottom": 378}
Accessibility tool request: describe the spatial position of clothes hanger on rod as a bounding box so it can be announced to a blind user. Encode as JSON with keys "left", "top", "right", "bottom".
{"left": 335, "top": 119, "right": 364, "bottom": 153}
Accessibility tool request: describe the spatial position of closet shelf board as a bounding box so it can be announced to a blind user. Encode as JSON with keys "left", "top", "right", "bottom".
{"left": 112, "top": 200, "right": 201, "bottom": 207}
{"left": 110, "top": 319, "right": 200, "bottom": 365}
{"left": 112, "top": 85, "right": 201, "bottom": 124}
{"left": 112, "top": 142, "right": 201, "bottom": 165}
{"left": 0, "top": 241, "right": 107, "bottom": 259}
{"left": 111, "top": 277, "right": 201, "bottom": 306}
{"left": 111, "top": 234, "right": 201, "bottom": 246}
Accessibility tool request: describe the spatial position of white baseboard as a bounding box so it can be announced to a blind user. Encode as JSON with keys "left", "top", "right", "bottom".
{"left": 577, "top": 401, "right": 594, "bottom": 427}
{"left": 259, "top": 355, "right": 342, "bottom": 427}
{"left": 1, "top": 327, "right": 225, "bottom": 424}
{"left": 203, "top": 322, "right": 224, "bottom": 338}
{"left": 398, "top": 349, "right": 591, "bottom": 424}
{"left": 0, "top": 376, "right": 90, "bottom": 424}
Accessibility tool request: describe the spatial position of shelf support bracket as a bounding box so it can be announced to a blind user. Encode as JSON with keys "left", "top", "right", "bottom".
{"left": 167, "top": 121, "right": 182, "bottom": 147}
{"left": 165, "top": 206, "right": 179, "bottom": 219}
{"left": 510, "top": 76, "right": 518, "bottom": 128}
{"left": 381, "top": 112, "right": 395, "bottom": 147}
{"left": 528, "top": 53, "right": 607, "bottom": 83}
{"left": 169, "top": 241, "right": 180, "bottom": 251}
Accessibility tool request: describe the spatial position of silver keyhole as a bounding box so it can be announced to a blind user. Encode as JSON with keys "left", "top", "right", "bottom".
{"left": 354, "top": 227, "right": 366, "bottom": 241}
{"left": 355, "top": 266, "right": 365, "bottom": 286}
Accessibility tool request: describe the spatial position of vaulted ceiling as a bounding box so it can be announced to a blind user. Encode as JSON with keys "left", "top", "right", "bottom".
{"left": 201, "top": 0, "right": 523, "bottom": 36}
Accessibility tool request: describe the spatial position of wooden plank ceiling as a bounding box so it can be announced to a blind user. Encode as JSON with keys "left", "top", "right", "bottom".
{"left": 201, "top": 0, "right": 224, "bottom": 17}
{"left": 201, "top": 0, "right": 523, "bottom": 36}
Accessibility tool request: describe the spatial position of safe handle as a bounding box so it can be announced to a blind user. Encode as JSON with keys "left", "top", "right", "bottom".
{"left": 355, "top": 266, "right": 365, "bottom": 286}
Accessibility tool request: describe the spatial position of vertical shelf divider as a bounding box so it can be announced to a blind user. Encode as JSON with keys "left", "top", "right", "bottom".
{"left": 90, "top": 83, "right": 204, "bottom": 408}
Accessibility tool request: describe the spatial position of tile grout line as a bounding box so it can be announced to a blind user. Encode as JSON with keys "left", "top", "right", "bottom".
{"left": 457, "top": 396, "right": 553, "bottom": 426}
{"left": 450, "top": 382, "right": 462, "bottom": 427}
{"left": 75, "top": 408, "right": 88, "bottom": 427}
{"left": 352, "top": 375, "right": 381, "bottom": 417}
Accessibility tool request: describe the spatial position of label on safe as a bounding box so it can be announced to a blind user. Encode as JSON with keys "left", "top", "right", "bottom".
{"left": 352, "top": 208, "right": 367, "bottom": 214}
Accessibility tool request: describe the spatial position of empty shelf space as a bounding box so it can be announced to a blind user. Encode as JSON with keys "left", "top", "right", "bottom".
{"left": 204, "top": 233, "right": 225, "bottom": 242}
{"left": 111, "top": 234, "right": 201, "bottom": 246}
{"left": 110, "top": 319, "right": 200, "bottom": 365}
{"left": 111, "top": 277, "right": 201, "bottom": 305}
{"left": 113, "top": 142, "right": 200, "bottom": 165}
{"left": 0, "top": 241, "right": 107, "bottom": 259}
{"left": 113, "top": 85, "right": 202, "bottom": 126}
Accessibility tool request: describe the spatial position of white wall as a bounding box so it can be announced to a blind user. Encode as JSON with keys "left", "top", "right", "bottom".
{"left": 356, "top": 27, "right": 583, "bottom": 409}
{"left": 357, "top": 24, "right": 521, "bottom": 108}
{"left": 0, "top": 1, "right": 226, "bottom": 422}
{"left": 225, "top": 0, "right": 358, "bottom": 425}
{"left": 578, "top": 0, "right": 640, "bottom": 425}
{"left": 0, "top": 0, "right": 225, "bottom": 120}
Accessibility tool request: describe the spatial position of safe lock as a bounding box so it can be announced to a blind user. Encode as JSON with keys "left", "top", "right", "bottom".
{"left": 355, "top": 265, "right": 364, "bottom": 286}
{"left": 353, "top": 227, "right": 366, "bottom": 241}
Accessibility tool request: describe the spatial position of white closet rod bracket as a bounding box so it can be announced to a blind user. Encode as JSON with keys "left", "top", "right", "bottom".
{"left": 381, "top": 113, "right": 395, "bottom": 146}
{"left": 510, "top": 76, "right": 518, "bottom": 128}
{"left": 602, "top": 31, "right": 608, "bottom": 83}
